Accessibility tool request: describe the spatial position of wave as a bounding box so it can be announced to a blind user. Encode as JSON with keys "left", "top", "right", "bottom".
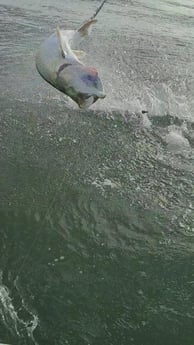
{"left": 0, "top": 271, "right": 39, "bottom": 344}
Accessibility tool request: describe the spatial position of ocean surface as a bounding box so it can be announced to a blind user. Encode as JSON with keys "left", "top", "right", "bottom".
{"left": 0, "top": 0, "right": 194, "bottom": 344}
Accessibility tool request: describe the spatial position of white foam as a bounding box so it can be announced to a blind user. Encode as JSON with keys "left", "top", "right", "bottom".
{"left": 0, "top": 272, "right": 39, "bottom": 344}
{"left": 0, "top": 273, "right": 20, "bottom": 337}
{"left": 141, "top": 112, "right": 152, "bottom": 128}
{"left": 165, "top": 126, "right": 190, "bottom": 152}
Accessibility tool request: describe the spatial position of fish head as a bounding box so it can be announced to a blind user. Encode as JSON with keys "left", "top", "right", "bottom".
{"left": 56, "top": 63, "right": 106, "bottom": 108}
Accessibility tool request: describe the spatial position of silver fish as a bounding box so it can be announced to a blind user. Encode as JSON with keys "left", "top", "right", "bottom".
{"left": 36, "top": 3, "right": 107, "bottom": 109}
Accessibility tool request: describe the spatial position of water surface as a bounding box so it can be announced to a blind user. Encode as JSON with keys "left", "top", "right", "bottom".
{"left": 0, "top": 0, "right": 194, "bottom": 344}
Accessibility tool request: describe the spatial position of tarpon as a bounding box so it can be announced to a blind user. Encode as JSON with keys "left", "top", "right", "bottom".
{"left": 36, "top": 1, "right": 107, "bottom": 109}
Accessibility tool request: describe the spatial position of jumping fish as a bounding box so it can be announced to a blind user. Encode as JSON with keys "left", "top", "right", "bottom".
{"left": 36, "top": 0, "right": 107, "bottom": 109}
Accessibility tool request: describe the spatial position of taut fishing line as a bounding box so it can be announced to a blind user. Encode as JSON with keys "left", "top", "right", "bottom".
{"left": 90, "top": 0, "right": 107, "bottom": 20}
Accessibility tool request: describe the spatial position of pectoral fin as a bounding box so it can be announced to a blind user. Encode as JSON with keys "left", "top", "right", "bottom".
{"left": 72, "top": 49, "right": 86, "bottom": 59}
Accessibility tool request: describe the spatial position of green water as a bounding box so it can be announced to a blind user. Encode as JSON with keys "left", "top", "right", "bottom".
{"left": 0, "top": 0, "right": 194, "bottom": 344}
{"left": 1, "top": 98, "right": 194, "bottom": 344}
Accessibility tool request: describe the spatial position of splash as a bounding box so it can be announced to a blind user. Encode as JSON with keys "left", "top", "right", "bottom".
{"left": 0, "top": 272, "right": 39, "bottom": 344}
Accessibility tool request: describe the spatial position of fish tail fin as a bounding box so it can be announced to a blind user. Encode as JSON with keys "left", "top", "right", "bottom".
{"left": 78, "top": 0, "right": 107, "bottom": 37}
{"left": 78, "top": 18, "right": 97, "bottom": 37}
{"left": 72, "top": 0, "right": 107, "bottom": 48}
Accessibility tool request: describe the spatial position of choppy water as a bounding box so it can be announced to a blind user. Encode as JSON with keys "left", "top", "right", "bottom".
{"left": 0, "top": 0, "right": 194, "bottom": 344}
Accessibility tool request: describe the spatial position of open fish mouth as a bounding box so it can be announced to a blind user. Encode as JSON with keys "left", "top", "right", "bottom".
{"left": 77, "top": 91, "right": 106, "bottom": 109}
{"left": 79, "top": 96, "right": 94, "bottom": 109}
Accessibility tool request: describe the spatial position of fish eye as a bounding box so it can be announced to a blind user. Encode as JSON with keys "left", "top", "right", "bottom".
{"left": 82, "top": 73, "right": 98, "bottom": 85}
{"left": 86, "top": 74, "right": 95, "bottom": 81}
{"left": 87, "top": 74, "right": 97, "bottom": 81}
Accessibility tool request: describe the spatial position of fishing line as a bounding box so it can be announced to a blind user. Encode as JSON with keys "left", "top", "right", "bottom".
{"left": 90, "top": 0, "right": 108, "bottom": 20}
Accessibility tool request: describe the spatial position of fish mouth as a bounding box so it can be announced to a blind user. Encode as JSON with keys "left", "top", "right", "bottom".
{"left": 79, "top": 96, "right": 94, "bottom": 109}
{"left": 95, "top": 91, "right": 106, "bottom": 99}
{"left": 78, "top": 91, "right": 106, "bottom": 109}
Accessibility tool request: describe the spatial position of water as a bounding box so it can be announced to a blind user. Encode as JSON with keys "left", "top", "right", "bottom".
{"left": 0, "top": 0, "right": 194, "bottom": 344}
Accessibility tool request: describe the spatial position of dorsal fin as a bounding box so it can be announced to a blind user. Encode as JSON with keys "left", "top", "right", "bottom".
{"left": 56, "top": 27, "right": 66, "bottom": 58}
